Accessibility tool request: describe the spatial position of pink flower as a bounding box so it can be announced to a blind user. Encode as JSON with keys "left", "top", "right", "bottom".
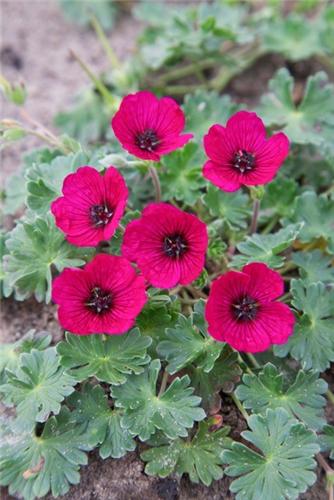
{"left": 205, "top": 263, "right": 295, "bottom": 353}
{"left": 121, "top": 203, "right": 208, "bottom": 288}
{"left": 203, "top": 111, "right": 289, "bottom": 192}
{"left": 52, "top": 254, "right": 147, "bottom": 335}
{"left": 51, "top": 166, "right": 128, "bottom": 247}
{"left": 111, "top": 91, "right": 193, "bottom": 161}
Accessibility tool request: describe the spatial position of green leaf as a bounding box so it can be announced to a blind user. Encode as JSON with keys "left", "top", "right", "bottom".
{"left": 261, "top": 13, "right": 326, "bottom": 61}
{"left": 57, "top": 328, "right": 152, "bottom": 384}
{"left": 286, "top": 191, "right": 334, "bottom": 253}
{"left": 261, "top": 176, "right": 299, "bottom": 220}
{"left": 160, "top": 142, "right": 206, "bottom": 205}
{"left": 203, "top": 184, "right": 250, "bottom": 230}
{"left": 223, "top": 408, "right": 319, "bottom": 500}
{"left": 0, "top": 330, "right": 51, "bottom": 382}
{"left": 157, "top": 308, "right": 222, "bottom": 374}
{"left": 2, "top": 170, "right": 27, "bottom": 214}
{"left": 25, "top": 151, "right": 91, "bottom": 214}
{"left": 236, "top": 363, "right": 327, "bottom": 430}
{"left": 230, "top": 223, "right": 302, "bottom": 268}
{"left": 54, "top": 88, "right": 111, "bottom": 143}
{"left": 4, "top": 214, "right": 93, "bottom": 302}
{"left": 258, "top": 69, "right": 334, "bottom": 154}
{"left": 58, "top": 0, "right": 116, "bottom": 30}
{"left": 183, "top": 90, "right": 241, "bottom": 141}
{"left": 0, "top": 407, "right": 92, "bottom": 500}
{"left": 274, "top": 280, "right": 334, "bottom": 372}
{"left": 141, "top": 417, "right": 231, "bottom": 486}
{"left": 112, "top": 359, "right": 205, "bottom": 441}
{"left": 292, "top": 250, "right": 334, "bottom": 285}
{"left": 189, "top": 345, "right": 242, "bottom": 413}
{"left": 68, "top": 384, "right": 135, "bottom": 459}
{"left": 319, "top": 425, "right": 334, "bottom": 459}
{"left": 0, "top": 348, "right": 76, "bottom": 431}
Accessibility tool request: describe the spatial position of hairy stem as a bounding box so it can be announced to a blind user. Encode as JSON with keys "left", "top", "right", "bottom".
{"left": 70, "top": 49, "right": 116, "bottom": 106}
{"left": 231, "top": 392, "right": 249, "bottom": 421}
{"left": 327, "top": 390, "right": 334, "bottom": 406}
{"left": 90, "top": 15, "right": 120, "bottom": 69}
{"left": 249, "top": 199, "right": 260, "bottom": 235}
{"left": 317, "top": 454, "right": 334, "bottom": 500}
{"left": 246, "top": 353, "right": 260, "bottom": 369}
{"left": 149, "top": 165, "right": 162, "bottom": 202}
{"left": 158, "top": 370, "right": 169, "bottom": 397}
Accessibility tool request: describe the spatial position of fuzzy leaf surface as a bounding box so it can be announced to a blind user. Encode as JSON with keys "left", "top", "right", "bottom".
{"left": 230, "top": 223, "right": 302, "bottom": 268}
{"left": 274, "top": 280, "right": 334, "bottom": 371}
{"left": 0, "top": 330, "right": 51, "bottom": 382}
{"left": 0, "top": 407, "right": 92, "bottom": 500}
{"left": 112, "top": 359, "right": 205, "bottom": 441}
{"left": 223, "top": 408, "right": 319, "bottom": 500}
{"left": 68, "top": 384, "right": 135, "bottom": 459}
{"left": 203, "top": 184, "right": 250, "bottom": 230}
{"left": 141, "top": 418, "right": 231, "bottom": 486}
{"left": 157, "top": 310, "right": 222, "bottom": 374}
{"left": 236, "top": 363, "right": 327, "bottom": 430}
{"left": 0, "top": 347, "right": 76, "bottom": 431}
{"left": 4, "top": 214, "right": 93, "bottom": 302}
{"left": 292, "top": 250, "right": 334, "bottom": 285}
{"left": 57, "top": 329, "right": 152, "bottom": 385}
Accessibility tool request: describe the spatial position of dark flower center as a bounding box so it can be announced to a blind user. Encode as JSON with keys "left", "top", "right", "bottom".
{"left": 86, "top": 286, "right": 112, "bottom": 314}
{"left": 232, "top": 295, "right": 258, "bottom": 322}
{"left": 135, "top": 129, "right": 160, "bottom": 152}
{"left": 90, "top": 204, "right": 113, "bottom": 228}
{"left": 233, "top": 149, "right": 255, "bottom": 174}
{"left": 163, "top": 234, "right": 188, "bottom": 258}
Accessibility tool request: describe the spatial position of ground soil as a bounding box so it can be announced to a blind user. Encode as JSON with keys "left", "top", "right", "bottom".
{"left": 0, "top": 1, "right": 333, "bottom": 499}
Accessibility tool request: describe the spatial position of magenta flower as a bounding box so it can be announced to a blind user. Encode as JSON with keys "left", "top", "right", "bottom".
{"left": 111, "top": 91, "right": 193, "bottom": 161}
{"left": 52, "top": 254, "right": 147, "bottom": 335}
{"left": 205, "top": 263, "right": 295, "bottom": 353}
{"left": 51, "top": 166, "right": 128, "bottom": 247}
{"left": 121, "top": 203, "right": 208, "bottom": 288}
{"left": 203, "top": 111, "right": 289, "bottom": 192}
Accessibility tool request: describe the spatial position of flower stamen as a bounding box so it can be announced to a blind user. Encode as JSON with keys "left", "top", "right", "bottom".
{"left": 233, "top": 149, "right": 255, "bottom": 174}
{"left": 86, "top": 286, "right": 112, "bottom": 314}
{"left": 232, "top": 295, "right": 258, "bottom": 322}
{"left": 136, "top": 129, "right": 160, "bottom": 152}
{"left": 90, "top": 204, "right": 114, "bottom": 228}
{"left": 163, "top": 234, "right": 188, "bottom": 258}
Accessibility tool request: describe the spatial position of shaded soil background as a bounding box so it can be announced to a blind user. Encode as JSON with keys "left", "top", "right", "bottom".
{"left": 0, "top": 1, "right": 332, "bottom": 499}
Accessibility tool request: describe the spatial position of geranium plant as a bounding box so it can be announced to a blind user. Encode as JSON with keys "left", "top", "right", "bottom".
{"left": 1, "top": 1, "right": 334, "bottom": 499}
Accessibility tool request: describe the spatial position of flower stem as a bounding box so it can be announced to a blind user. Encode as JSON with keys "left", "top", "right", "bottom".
{"left": 90, "top": 15, "right": 120, "bottom": 69}
{"left": 149, "top": 165, "right": 162, "bottom": 202}
{"left": 231, "top": 392, "right": 249, "bottom": 421}
{"left": 246, "top": 353, "right": 260, "bottom": 369}
{"left": 316, "top": 454, "right": 334, "bottom": 500}
{"left": 158, "top": 370, "right": 169, "bottom": 397}
{"left": 327, "top": 389, "right": 334, "bottom": 406}
{"left": 249, "top": 199, "right": 260, "bottom": 235}
{"left": 69, "top": 49, "right": 116, "bottom": 107}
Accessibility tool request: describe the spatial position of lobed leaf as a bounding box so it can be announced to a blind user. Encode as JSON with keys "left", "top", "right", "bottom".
{"left": 236, "top": 363, "right": 327, "bottom": 430}
{"left": 57, "top": 328, "right": 152, "bottom": 384}
{"left": 223, "top": 408, "right": 319, "bottom": 500}
{"left": 0, "top": 407, "right": 92, "bottom": 500}
{"left": 4, "top": 214, "right": 93, "bottom": 303}
{"left": 0, "top": 330, "right": 51, "bottom": 382}
{"left": 141, "top": 417, "right": 231, "bottom": 486}
{"left": 230, "top": 223, "right": 302, "bottom": 268}
{"left": 68, "top": 383, "right": 135, "bottom": 459}
{"left": 203, "top": 184, "right": 250, "bottom": 230}
{"left": 274, "top": 280, "right": 334, "bottom": 372}
{"left": 112, "top": 359, "right": 205, "bottom": 441}
{"left": 0, "top": 347, "right": 77, "bottom": 432}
